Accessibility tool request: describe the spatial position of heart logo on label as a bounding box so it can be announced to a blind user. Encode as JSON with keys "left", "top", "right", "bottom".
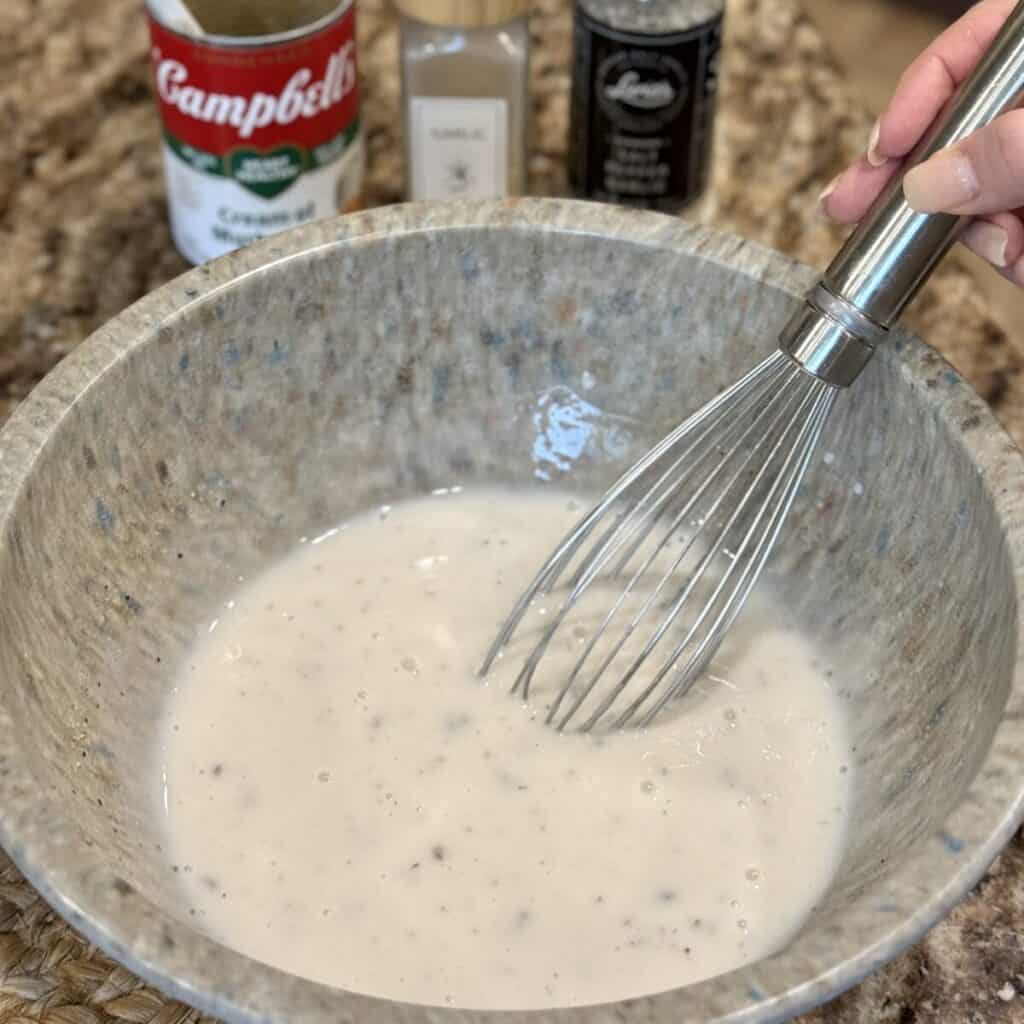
{"left": 228, "top": 145, "right": 307, "bottom": 199}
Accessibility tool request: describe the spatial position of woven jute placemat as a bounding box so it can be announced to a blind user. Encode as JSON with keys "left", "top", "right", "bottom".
{"left": 0, "top": 851, "right": 208, "bottom": 1023}
{"left": 0, "top": 0, "right": 1021, "bottom": 1021}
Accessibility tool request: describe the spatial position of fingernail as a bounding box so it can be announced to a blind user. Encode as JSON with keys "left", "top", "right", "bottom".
{"left": 817, "top": 174, "right": 841, "bottom": 217}
{"left": 866, "top": 121, "right": 885, "bottom": 167}
{"left": 962, "top": 222, "right": 1009, "bottom": 267}
{"left": 903, "top": 149, "right": 980, "bottom": 212}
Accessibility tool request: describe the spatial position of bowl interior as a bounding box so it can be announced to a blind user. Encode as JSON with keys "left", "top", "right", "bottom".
{"left": 0, "top": 204, "right": 1018, "bottom": 1022}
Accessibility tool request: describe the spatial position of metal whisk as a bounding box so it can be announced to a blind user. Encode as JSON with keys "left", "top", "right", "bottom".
{"left": 481, "top": 2, "right": 1024, "bottom": 731}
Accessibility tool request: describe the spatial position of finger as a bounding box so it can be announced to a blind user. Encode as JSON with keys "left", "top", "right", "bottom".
{"left": 1001, "top": 252, "right": 1024, "bottom": 286}
{"left": 960, "top": 211, "right": 1024, "bottom": 269}
{"left": 904, "top": 109, "right": 1024, "bottom": 215}
{"left": 995, "top": 238, "right": 1024, "bottom": 285}
{"left": 867, "top": 0, "right": 1018, "bottom": 166}
{"left": 819, "top": 159, "right": 901, "bottom": 224}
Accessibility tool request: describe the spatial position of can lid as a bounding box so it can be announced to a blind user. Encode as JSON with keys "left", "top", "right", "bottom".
{"left": 396, "top": 0, "right": 529, "bottom": 28}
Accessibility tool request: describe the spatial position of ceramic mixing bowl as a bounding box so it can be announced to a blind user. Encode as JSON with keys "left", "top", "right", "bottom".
{"left": 0, "top": 199, "right": 1020, "bottom": 1024}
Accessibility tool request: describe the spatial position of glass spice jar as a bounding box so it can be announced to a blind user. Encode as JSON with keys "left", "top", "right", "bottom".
{"left": 396, "top": 0, "right": 531, "bottom": 201}
{"left": 568, "top": 0, "right": 725, "bottom": 213}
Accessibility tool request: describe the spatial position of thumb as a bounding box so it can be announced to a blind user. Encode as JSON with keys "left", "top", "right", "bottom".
{"left": 903, "top": 108, "right": 1024, "bottom": 216}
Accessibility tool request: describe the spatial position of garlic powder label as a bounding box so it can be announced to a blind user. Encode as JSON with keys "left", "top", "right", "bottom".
{"left": 409, "top": 97, "right": 509, "bottom": 201}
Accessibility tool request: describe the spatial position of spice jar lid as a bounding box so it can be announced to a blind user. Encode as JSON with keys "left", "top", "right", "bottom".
{"left": 395, "top": 0, "right": 529, "bottom": 28}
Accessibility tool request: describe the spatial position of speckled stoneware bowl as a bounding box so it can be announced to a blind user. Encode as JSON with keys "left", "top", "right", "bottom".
{"left": 0, "top": 199, "right": 1021, "bottom": 1024}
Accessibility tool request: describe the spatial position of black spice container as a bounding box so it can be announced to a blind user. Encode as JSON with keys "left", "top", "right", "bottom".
{"left": 568, "top": 0, "right": 724, "bottom": 212}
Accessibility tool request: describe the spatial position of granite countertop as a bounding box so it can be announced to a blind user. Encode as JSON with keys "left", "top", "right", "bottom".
{"left": 0, "top": 0, "right": 1022, "bottom": 1021}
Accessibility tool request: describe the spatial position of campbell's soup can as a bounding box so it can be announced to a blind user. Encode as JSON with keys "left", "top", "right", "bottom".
{"left": 145, "top": 1, "right": 363, "bottom": 265}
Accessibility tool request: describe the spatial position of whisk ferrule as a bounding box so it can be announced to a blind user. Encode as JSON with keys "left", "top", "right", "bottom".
{"left": 779, "top": 283, "right": 888, "bottom": 388}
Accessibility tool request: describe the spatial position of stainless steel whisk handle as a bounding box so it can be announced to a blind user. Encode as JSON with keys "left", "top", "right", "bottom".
{"left": 781, "top": 0, "right": 1024, "bottom": 387}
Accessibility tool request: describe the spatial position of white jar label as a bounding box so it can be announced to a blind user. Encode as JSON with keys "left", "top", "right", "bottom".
{"left": 409, "top": 97, "right": 509, "bottom": 200}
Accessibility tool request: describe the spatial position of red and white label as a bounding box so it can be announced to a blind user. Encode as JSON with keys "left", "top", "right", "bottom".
{"left": 148, "top": 8, "right": 359, "bottom": 156}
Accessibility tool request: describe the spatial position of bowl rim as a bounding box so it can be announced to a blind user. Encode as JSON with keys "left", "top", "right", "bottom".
{"left": 0, "top": 197, "right": 1020, "bottom": 1024}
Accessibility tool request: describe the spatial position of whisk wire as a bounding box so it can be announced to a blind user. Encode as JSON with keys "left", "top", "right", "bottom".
{"left": 541, "top": 361, "right": 805, "bottom": 726}
{"left": 540, "top": 356, "right": 792, "bottom": 615}
{"left": 479, "top": 353, "right": 793, "bottom": 683}
{"left": 506, "top": 360, "right": 794, "bottom": 704}
{"left": 606, "top": 359, "right": 801, "bottom": 580}
{"left": 570, "top": 374, "right": 826, "bottom": 732}
{"left": 482, "top": 350, "right": 840, "bottom": 731}
{"left": 550, "top": 367, "right": 813, "bottom": 731}
{"left": 628, "top": 383, "right": 837, "bottom": 729}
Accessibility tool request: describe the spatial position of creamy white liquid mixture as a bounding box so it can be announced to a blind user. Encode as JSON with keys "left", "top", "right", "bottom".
{"left": 156, "top": 488, "right": 852, "bottom": 1009}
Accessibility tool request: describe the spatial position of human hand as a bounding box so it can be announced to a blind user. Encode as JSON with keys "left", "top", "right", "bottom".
{"left": 819, "top": 0, "right": 1024, "bottom": 285}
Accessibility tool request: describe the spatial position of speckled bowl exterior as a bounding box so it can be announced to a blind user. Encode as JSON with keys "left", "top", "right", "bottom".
{"left": 0, "top": 199, "right": 1020, "bottom": 1024}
